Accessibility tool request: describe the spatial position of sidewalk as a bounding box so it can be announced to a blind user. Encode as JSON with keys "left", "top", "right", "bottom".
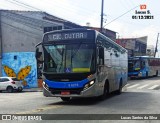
{"left": 23, "top": 88, "right": 43, "bottom": 92}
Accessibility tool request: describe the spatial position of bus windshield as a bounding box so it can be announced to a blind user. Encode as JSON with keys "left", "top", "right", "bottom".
{"left": 128, "top": 60, "right": 141, "bottom": 72}
{"left": 43, "top": 43, "right": 95, "bottom": 73}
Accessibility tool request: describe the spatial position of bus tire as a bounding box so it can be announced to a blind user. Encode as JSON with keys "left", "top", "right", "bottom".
{"left": 61, "top": 97, "right": 71, "bottom": 101}
{"left": 146, "top": 72, "right": 148, "bottom": 78}
{"left": 99, "top": 81, "right": 109, "bottom": 100}
{"left": 115, "top": 79, "right": 122, "bottom": 95}
{"left": 155, "top": 71, "right": 158, "bottom": 77}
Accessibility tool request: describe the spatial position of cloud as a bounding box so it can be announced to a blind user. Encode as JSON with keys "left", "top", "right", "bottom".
{"left": 103, "top": 21, "right": 159, "bottom": 48}
{"left": 106, "top": 21, "right": 128, "bottom": 34}
{"left": 79, "top": 13, "right": 100, "bottom": 27}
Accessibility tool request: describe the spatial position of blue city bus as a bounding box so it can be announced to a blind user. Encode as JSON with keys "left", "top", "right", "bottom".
{"left": 36, "top": 29, "right": 128, "bottom": 101}
{"left": 128, "top": 56, "right": 160, "bottom": 78}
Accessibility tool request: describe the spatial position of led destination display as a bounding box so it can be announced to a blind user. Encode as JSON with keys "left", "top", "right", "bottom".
{"left": 45, "top": 31, "right": 95, "bottom": 42}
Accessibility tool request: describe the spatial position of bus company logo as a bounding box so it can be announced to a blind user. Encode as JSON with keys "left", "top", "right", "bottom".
{"left": 140, "top": 4, "right": 147, "bottom": 10}
{"left": 68, "top": 83, "right": 79, "bottom": 87}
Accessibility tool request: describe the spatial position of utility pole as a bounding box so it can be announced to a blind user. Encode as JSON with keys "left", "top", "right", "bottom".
{"left": 0, "top": 11, "right": 2, "bottom": 77}
{"left": 100, "top": 0, "right": 104, "bottom": 32}
{"left": 0, "top": 11, "right": 2, "bottom": 59}
{"left": 154, "top": 33, "right": 159, "bottom": 57}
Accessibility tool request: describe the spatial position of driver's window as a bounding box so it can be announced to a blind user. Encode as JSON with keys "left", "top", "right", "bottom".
{"left": 141, "top": 61, "right": 145, "bottom": 68}
{"left": 98, "top": 46, "right": 104, "bottom": 65}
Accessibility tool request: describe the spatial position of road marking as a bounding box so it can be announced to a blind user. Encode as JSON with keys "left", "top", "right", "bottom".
{"left": 16, "top": 105, "right": 62, "bottom": 114}
{"left": 127, "top": 84, "right": 139, "bottom": 89}
{"left": 148, "top": 85, "right": 159, "bottom": 90}
{"left": 137, "top": 84, "right": 149, "bottom": 89}
{"left": 125, "top": 84, "right": 130, "bottom": 87}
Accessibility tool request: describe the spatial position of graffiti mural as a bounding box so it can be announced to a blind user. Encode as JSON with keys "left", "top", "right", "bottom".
{"left": 2, "top": 52, "right": 37, "bottom": 88}
{"left": 3, "top": 65, "right": 31, "bottom": 87}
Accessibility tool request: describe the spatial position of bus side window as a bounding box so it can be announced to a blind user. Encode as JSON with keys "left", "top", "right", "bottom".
{"left": 98, "top": 47, "right": 104, "bottom": 65}
{"left": 141, "top": 61, "right": 145, "bottom": 68}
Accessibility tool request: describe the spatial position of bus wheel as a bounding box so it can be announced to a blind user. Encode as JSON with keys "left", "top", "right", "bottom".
{"left": 61, "top": 97, "right": 71, "bottom": 101}
{"left": 115, "top": 80, "right": 122, "bottom": 95}
{"left": 99, "top": 82, "right": 109, "bottom": 100}
{"left": 146, "top": 72, "right": 148, "bottom": 78}
{"left": 155, "top": 71, "right": 158, "bottom": 77}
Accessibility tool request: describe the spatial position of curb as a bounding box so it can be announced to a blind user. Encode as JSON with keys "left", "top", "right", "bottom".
{"left": 23, "top": 88, "right": 43, "bottom": 92}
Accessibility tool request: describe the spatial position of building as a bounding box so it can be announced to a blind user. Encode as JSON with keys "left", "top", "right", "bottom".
{"left": 147, "top": 45, "right": 155, "bottom": 56}
{"left": 0, "top": 10, "right": 83, "bottom": 88}
{"left": 116, "top": 36, "right": 147, "bottom": 57}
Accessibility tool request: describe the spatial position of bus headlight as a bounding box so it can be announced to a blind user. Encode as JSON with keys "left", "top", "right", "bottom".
{"left": 43, "top": 82, "right": 49, "bottom": 90}
{"left": 83, "top": 80, "right": 95, "bottom": 90}
{"left": 138, "top": 72, "right": 142, "bottom": 77}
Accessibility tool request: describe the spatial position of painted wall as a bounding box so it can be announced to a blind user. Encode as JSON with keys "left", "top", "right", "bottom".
{"left": 2, "top": 52, "right": 37, "bottom": 88}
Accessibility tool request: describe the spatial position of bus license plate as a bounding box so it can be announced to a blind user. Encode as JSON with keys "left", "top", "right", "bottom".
{"left": 61, "top": 91, "right": 70, "bottom": 95}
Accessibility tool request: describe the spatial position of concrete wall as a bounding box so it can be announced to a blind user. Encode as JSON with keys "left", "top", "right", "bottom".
{"left": 1, "top": 11, "right": 43, "bottom": 52}
{"left": 0, "top": 11, "right": 62, "bottom": 87}
{"left": 0, "top": 10, "right": 82, "bottom": 87}
{"left": 116, "top": 38, "right": 147, "bottom": 57}
{"left": 2, "top": 52, "right": 37, "bottom": 88}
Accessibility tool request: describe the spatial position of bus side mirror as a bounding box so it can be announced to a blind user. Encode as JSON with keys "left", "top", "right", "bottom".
{"left": 35, "top": 47, "right": 39, "bottom": 60}
{"left": 35, "top": 42, "right": 42, "bottom": 60}
{"left": 142, "top": 61, "right": 145, "bottom": 68}
{"left": 35, "top": 48, "right": 43, "bottom": 63}
{"left": 97, "top": 59, "right": 103, "bottom": 73}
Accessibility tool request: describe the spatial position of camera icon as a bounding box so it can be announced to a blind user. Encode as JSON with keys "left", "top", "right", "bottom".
{"left": 140, "top": 4, "right": 147, "bottom": 10}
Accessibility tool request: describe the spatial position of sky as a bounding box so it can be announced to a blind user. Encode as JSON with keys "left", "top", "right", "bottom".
{"left": 1, "top": 0, "right": 160, "bottom": 50}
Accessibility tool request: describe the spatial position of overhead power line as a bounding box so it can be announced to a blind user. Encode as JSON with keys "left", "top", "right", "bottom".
{"left": 11, "top": 0, "right": 42, "bottom": 11}
{"left": 5, "top": 0, "right": 83, "bottom": 26}
{"left": 45, "top": 0, "right": 100, "bottom": 17}
{"left": 6, "top": 0, "right": 100, "bottom": 26}
{"left": 1, "top": 14, "right": 42, "bottom": 31}
{"left": 103, "top": 5, "right": 139, "bottom": 27}
{"left": 5, "top": 0, "right": 35, "bottom": 10}
{"left": 1, "top": 21, "right": 41, "bottom": 39}
{"left": 154, "top": 33, "right": 160, "bottom": 57}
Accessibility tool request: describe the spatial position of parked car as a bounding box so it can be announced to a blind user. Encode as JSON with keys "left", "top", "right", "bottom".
{"left": 0, "top": 77, "right": 23, "bottom": 92}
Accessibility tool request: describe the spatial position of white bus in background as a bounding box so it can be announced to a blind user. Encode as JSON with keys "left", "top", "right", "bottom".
{"left": 36, "top": 29, "right": 128, "bottom": 101}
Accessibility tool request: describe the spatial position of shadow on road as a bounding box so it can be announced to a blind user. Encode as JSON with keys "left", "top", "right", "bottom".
{"left": 47, "top": 92, "right": 120, "bottom": 106}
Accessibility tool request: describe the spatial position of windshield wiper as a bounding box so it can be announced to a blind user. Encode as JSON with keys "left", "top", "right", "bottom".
{"left": 71, "top": 43, "right": 82, "bottom": 58}
{"left": 58, "top": 48, "right": 64, "bottom": 72}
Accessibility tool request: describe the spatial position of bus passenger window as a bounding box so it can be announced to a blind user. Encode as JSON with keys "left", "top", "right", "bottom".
{"left": 49, "top": 59, "right": 53, "bottom": 67}
{"left": 141, "top": 61, "right": 145, "bottom": 68}
{"left": 98, "top": 47, "right": 104, "bottom": 65}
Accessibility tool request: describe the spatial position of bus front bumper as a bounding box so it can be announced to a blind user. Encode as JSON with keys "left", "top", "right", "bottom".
{"left": 128, "top": 72, "right": 142, "bottom": 78}
{"left": 43, "top": 84, "right": 97, "bottom": 98}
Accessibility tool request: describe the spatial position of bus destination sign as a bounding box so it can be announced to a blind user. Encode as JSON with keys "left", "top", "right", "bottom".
{"left": 47, "top": 32, "right": 88, "bottom": 41}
